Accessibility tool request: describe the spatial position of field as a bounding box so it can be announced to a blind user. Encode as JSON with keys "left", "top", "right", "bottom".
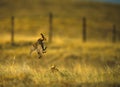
{"left": 0, "top": 39, "right": 120, "bottom": 87}
{"left": 0, "top": 0, "right": 120, "bottom": 87}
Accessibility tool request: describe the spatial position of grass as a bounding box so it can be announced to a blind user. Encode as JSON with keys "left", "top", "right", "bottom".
{"left": 0, "top": 62, "right": 119, "bottom": 87}
{"left": 0, "top": 0, "right": 120, "bottom": 36}
{"left": 0, "top": 0, "right": 120, "bottom": 87}
{"left": 0, "top": 36, "right": 120, "bottom": 87}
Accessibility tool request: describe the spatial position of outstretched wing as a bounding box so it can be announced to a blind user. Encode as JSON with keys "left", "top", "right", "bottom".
{"left": 41, "top": 33, "right": 46, "bottom": 40}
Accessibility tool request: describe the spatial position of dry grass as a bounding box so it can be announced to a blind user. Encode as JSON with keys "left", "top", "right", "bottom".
{"left": 0, "top": 36, "right": 120, "bottom": 87}
{"left": 0, "top": 61, "right": 120, "bottom": 87}
{"left": 0, "top": 0, "right": 120, "bottom": 86}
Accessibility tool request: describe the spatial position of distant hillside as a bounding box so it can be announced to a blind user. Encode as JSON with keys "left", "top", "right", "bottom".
{"left": 0, "top": 0, "right": 120, "bottom": 38}
{"left": 0, "top": 0, "right": 120, "bottom": 16}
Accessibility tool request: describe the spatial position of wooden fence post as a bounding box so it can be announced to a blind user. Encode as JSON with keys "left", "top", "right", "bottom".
{"left": 82, "top": 17, "right": 87, "bottom": 42}
{"left": 112, "top": 24, "right": 116, "bottom": 43}
{"left": 11, "top": 16, "right": 15, "bottom": 45}
{"left": 49, "top": 13, "right": 53, "bottom": 43}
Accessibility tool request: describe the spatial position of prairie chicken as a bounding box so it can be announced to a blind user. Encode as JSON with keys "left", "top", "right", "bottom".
{"left": 30, "top": 33, "right": 47, "bottom": 58}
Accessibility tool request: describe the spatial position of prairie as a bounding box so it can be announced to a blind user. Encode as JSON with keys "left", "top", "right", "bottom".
{"left": 0, "top": 0, "right": 120, "bottom": 87}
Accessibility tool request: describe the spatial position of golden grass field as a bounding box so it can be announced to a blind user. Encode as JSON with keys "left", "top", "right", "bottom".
{"left": 0, "top": 0, "right": 120, "bottom": 87}
{"left": 0, "top": 36, "right": 120, "bottom": 87}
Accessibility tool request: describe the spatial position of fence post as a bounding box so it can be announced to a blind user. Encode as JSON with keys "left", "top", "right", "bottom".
{"left": 82, "top": 17, "right": 87, "bottom": 42}
{"left": 112, "top": 24, "right": 116, "bottom": 43}
{"left": 11, "top": 16, "right": 15, "bottom": 45}
{"left": 49, "top": 13, "right": 53, "bottom": 43}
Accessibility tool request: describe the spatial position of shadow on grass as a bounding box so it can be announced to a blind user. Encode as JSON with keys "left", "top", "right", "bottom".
{"left": 0, "top": 78, "right": 120, "bottom": 87}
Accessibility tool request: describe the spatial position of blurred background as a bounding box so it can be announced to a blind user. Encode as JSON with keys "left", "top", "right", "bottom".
{"left": 0, "top": 0, "right": 120, "bottom": 87}
{"left": 0, "top": 0, "right": 120, "bottom": 43}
